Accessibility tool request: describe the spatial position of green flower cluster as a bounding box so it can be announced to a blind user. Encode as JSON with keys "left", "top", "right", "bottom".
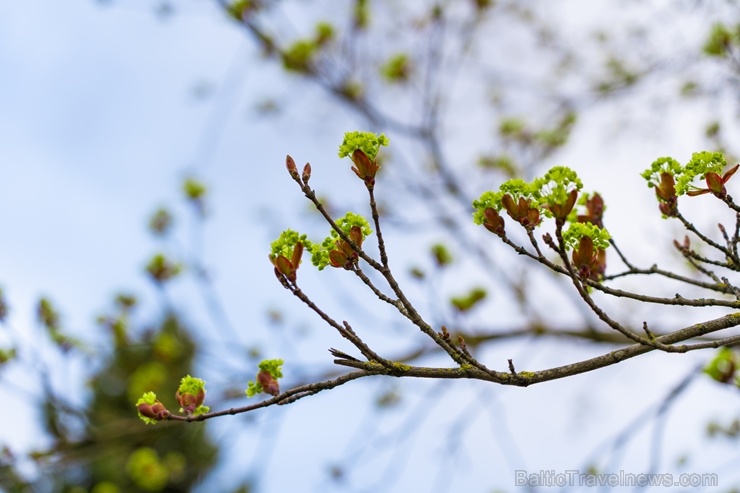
{"left": 473, "top": 165, "right": 610, "bottom": 253}
{"left": 270, "top": 214, "right": 372, "bottom": 272}
{"left": 177, "top": 375, "right": 205, "bottom": 396}
{"left": 258, "top": 359, "right": 284, "bottom": 379}
{"left": 310, "top": 212, "right": 372, "bottom": 270}
{"left": 535, "top": 166, "right": 583, "bottom": 217}
{"left": 136, "top": 392, "right": 164, "bottom": 425}
{"left": 567, "top": 192, "right": 607, "bottom": 224}
{"left": 246, "top": 359, "right": 285, "bottom": 397}
{"left": 562, "top": 223, "right": 611, "bottom": 251}
{"left": 472, "top": 166, "right": 583, "bottom": 224}
{"left": 641, "top": 152, "right": 727, "bottom": 196}
{"left": 338, "top": 131, "right": 389, "bottom": 161}
{"left": 135, "top": 375, "right": 210, "bottom": 424}
{"left": 177, "top": 375, "right": 209, "bottom": 417}
{"left": 471, "top": 179, "right": 531, "bottom": 224}
{"left": 269, "top": 229, "right": 313, "bottom": 265}
{"left": 245, "top": 381, "right": 262, "bottom": 398}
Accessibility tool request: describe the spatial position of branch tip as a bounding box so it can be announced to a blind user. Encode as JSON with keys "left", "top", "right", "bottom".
{"left": 329, "top": 348, "right": 361, "bottom": 362}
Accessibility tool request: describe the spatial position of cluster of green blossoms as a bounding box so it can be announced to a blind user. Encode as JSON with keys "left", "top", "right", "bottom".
{"left": 473, "top": 151, "right": 739, "bottom": 281}
{"left": 136, "top": 375, "right": 209, "bottom": 424}
{"left": 135, "top": 133, "right": 740, "bottom": 425}
{"left": 269, "top": 214, "right": 373, "bottom": 279}
{"left": 641, "top": 151, "right": 739, "bottom": 217}
{"left": 473, "top": 166, "right": 610, "bottom": 280}
{"left": 311, "top": 212, "right": 372, "bottom": 270}
{"left": 269, "top": 230, "right": 313, "bottom": 262}
{"left": 175, "top": 375, "right": 210, "bottom": 415}
{"left": 472, "top": 166, "right": 585, "bottom": 228}
{"left": 137, "top": 360, "right": 287, "bottom": 423}
{"left": 269, "top": 229, "right": 314, "bottom": 283}
{"left": 271, "top": 131, "right": 385, "bottom": 282}
{"left": 562, "top": 223, "right": 611, "bottom": 251}
{"left": 337, "top": 131, "right": 389, "bottom": 189}
{"left": 338, "top": 131, "right": 389, "bottom": 161}
{"left": 246, "top": 359, "right": 284, "bottom": 397}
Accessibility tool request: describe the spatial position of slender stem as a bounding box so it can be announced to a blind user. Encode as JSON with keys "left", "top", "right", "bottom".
{"left": 287, "top": 282, "right": 393, "bottom": 368}
{"left": 677, "top": 212, "right": 733, "bottom": 258}
{"left": 352, "top": 266, "right": 405, "bottom": 313}
{"left": 170, "top": 370, "right": 370, "bottom": 422}
{"left": 368, "top": 187, "right": 389, "bottom": 267}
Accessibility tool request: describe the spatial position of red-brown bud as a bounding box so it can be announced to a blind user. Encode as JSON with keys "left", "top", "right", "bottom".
{"left": 549, "top": 189, "right": 578, "bottom": 221}
{"left": 138, "top": 401, "right": 170, "bottom": 421}
{"left": 577, "top": 193, "right": 605, "bottom": 228}
{"left": 705, "top": 172, "right": 725, "bottom": 195}
{"left": 723, "top": 163, "right": 740, "bottom": 184}
{"left": 257, "top": 370, "right": 280, "bottom": 396}
{"left": 659, "top": 201, "right": 677, "bottom": 217}
{"left": 482, "top": 207, "right": 505, "bottom": 236}
{"left": 655, "top": 172, "right": 676, "bottom": 202}
{"left": 275, "top": 255, "right": 293, "bottom": 276}
{"left": 350, "top": 149, "right": 379, "bottom": 188}
{"left": 291, "top": 241, "right": 304, "bottom": 269}
{"left": 349, "top": 225, "right": 363, "bottom": 248}
{"left": 501, "top": 194, "right": 517, "bottom": 218}
{"left": 329, "top": 249, "right": 349, "bottom": 268}
{"left": 525, "top": 208, "right": 540, "bottom": 228}
{"left": 176, "top": 388, "right": 205, "bottom": 414}
{"left": 655, "top": 173, "right": 679, "bottom": 216}
{"left": 501, "top": 194, "right": 540, "bottom": 228}
{"left": 572, "top": 237, "right": 594, "bottom": 273}
{"left": 338, "top": 239, "right": 354, "bottom": 257}
{"left": 686, "top": 164, "right": 739, "bottom": 198}
{"left": 571, "top": 236, "right": 606, "bottom": 280}
{"left": 286, "top": 155, "right": 298, "bottom": 178}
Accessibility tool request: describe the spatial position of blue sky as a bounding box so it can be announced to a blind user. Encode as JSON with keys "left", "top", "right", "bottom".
{"left": 0, "top": 1, "right": 377, "bottom": 488}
